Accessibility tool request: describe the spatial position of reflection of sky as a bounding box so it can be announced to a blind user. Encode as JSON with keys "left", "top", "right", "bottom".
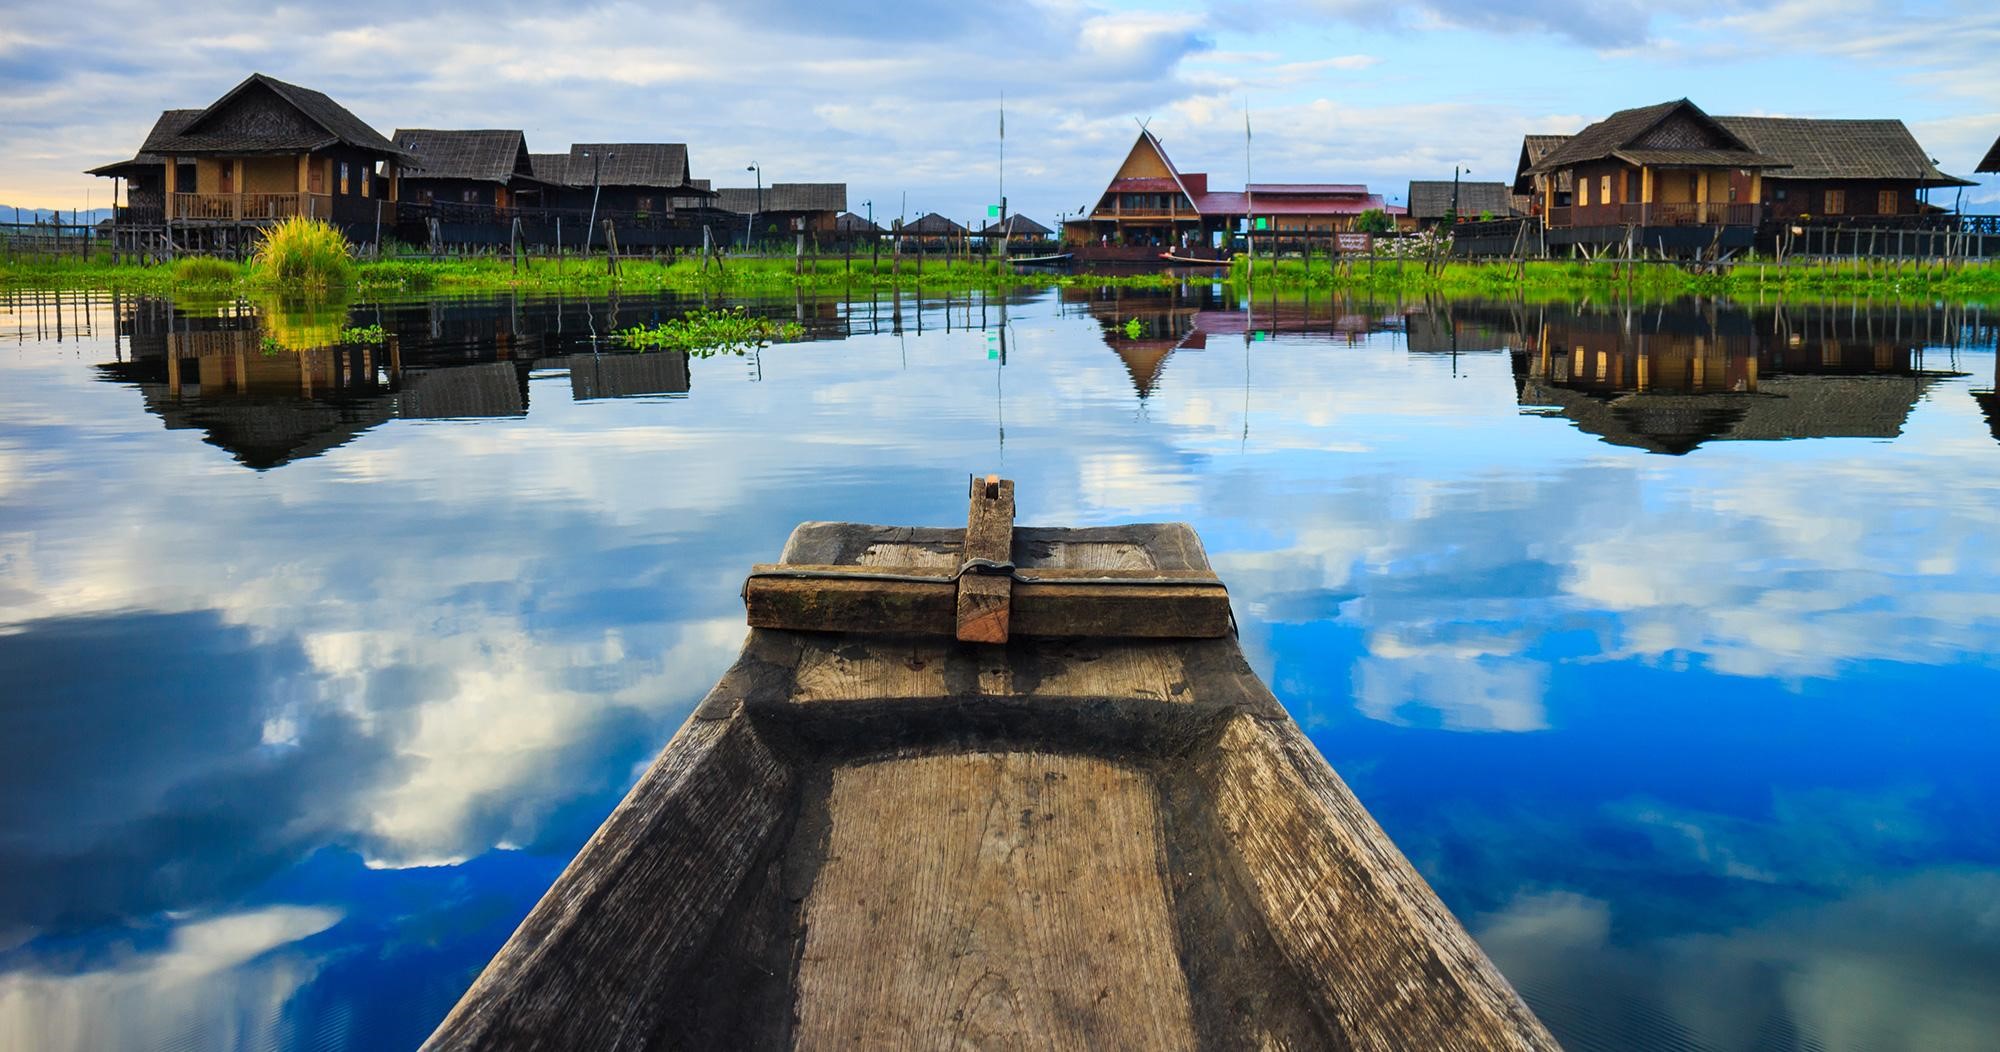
{"left": 2, "top": 291, "right": 1999, "bottom": 1051}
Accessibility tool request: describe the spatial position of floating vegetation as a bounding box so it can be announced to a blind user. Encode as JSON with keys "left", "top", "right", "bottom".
{"left": 614, "top": 308, "right": 805, "bottom": 354}
{"left": 338, "top": 324, "right": 386, "bottom": 345}
{"left": 1123, "top": 317, "right": 1145, "bottom": 339}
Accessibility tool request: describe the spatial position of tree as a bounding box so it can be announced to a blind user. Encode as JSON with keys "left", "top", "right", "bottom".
{"left": 1356, "top": 208, "right": 1393, "bottom": 235}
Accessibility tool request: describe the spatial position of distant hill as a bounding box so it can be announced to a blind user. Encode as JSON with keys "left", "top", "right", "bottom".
{"left": 0, "top": 205, "right": 115, "bottom": 225}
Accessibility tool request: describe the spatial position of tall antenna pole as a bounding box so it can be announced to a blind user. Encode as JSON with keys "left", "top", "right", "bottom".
{"left": 1245, "top": 102, "right": 1255, "bottom": 284}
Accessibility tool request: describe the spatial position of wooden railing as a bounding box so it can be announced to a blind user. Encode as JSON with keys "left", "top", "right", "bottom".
{"left": 169, "top": 193, "right": 335, "bottom": 221}
{"left": 1547, "top": 202, "right": 1760, "bottom": 228}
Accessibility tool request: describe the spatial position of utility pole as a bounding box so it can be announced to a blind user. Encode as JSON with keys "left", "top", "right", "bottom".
{"left": 746, "top": 163, "right": 762, "bottom": 251}
{"left": 583, "top": 149, "right": 613, "bottom": 253}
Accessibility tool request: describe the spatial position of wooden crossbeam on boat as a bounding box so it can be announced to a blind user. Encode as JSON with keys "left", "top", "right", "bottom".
{"left": 423, "top": 477, "right": 1559, "bottom": 1052}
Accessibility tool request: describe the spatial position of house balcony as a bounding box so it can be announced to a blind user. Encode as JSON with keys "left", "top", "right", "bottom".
{"left": 169, "top": 193, "right": 339, "bottom": 223}
{"left": 1546, "top": 202, "right": 1761, "bottom": 228}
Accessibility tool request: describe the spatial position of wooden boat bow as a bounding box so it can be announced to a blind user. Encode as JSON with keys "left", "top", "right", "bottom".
{"left": 424, "top": 477, "right": 1560, "bottom": 1051}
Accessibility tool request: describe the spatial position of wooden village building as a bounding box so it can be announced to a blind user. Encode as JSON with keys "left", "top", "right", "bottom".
{"left": 87, "top": 73, "right": 407, "bottom": 254}
{"left": 1407, "top": 181, "right": 1519, "bottom": 227}
{"left": 392, "top": 129, "right": 541, "bottom": 246}
{"left": 710, "top": 183, "right": 849, "bottom": 239}
{"left": 1515, "top": 100, "right": 1974, "bottom": 255}
{"left": 978, "top": 214, "right": 1056, "bottom": 242}
{"left": 1980, "top": 136, "right": 2000, "bottom": 174}
{"left": 524, "top": 144, "right": 713, "bottom": 249}
{"left": 897, "top": 212, "right": 968, "bottom": 249}
{"left": 1063, "top": 129, "right": 1401, "bottom": 259}
{"left": 1522, "top": 99, "right": 1784, "bottom": 255}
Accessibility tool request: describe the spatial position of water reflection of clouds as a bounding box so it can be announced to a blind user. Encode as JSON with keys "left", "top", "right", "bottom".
{"left": 3, "top": 293, "right": 1999, "bottom": 1049}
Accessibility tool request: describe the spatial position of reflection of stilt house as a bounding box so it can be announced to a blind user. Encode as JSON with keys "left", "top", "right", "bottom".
{"left": 1516, "top": 303, "right": 1949, "bottom": 453}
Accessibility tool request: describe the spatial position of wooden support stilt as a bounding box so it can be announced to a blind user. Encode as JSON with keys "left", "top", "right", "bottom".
{"left": 955, "top": 474, "right": 1015, "bottom": 644}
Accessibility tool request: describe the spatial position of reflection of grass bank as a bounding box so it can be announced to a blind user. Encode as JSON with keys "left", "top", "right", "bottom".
{"left": 1229, "top": 256, "right": 2000, "bottom": 304}
{"left": 3, "top": 252, "right": 1226, "bottom": 296}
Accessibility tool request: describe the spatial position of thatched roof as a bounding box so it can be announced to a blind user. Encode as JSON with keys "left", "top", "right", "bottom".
{"left": 1529, "top": 99, "right": 1781, "bottom": 175}
{"left": 901, "top": 212, "right": 966, "bottom": 235}
{"left": 1514, "top": 134, "right": 1573, "bottom": 193}
{"left": 394, "top": 129, "right": 533, "bottom": 184}
{"left": 1714, "top": 117, "right": 1973, "bottom": 187}
{"left": 1979, "top": 135, "right": 2000, "bottom": 173}
{"left": 143, "top": 73, "right": 405, "bottom": 159}
{"left": 978, "top": 213, "right": 1054, "bottom": 237}
{"left": 1407, "top": 180, "right": 1515, "bottom": 220}
{"left": 711, "top": 183, "right": 847, "bottom": 213}
{"left": 540, "top": 144, "right": 698, "bottom": 190}
{"left": 86, "top": 110, "right": 200, "bottom": 176}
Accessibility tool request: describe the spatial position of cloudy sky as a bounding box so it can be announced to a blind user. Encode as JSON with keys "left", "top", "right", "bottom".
{"left": 3, "top": 0, "right": 1999, "bottom": 220}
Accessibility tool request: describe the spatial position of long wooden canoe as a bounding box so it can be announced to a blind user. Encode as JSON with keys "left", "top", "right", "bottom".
{"left": 424, "top": 478, "right": 1559, "bottom": 1051}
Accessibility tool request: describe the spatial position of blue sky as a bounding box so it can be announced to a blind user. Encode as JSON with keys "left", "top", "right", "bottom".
{"left": 1, "top": 0, "right": 1996, "bottom": 221}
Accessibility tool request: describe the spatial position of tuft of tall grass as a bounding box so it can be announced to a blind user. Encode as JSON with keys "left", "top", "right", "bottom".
{"left": 172, "top": 256, "right": 240, "bottom": 284}
{"left": 250, "top": 216, "right": 355, "bottom": 288}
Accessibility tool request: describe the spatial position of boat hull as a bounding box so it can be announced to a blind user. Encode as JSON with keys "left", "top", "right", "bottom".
{"left": 424, "top": 522, "right": 1558, "bottom": 1051}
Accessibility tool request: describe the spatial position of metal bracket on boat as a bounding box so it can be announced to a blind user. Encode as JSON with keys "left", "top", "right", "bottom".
{"left": 740, "top": 475, "right": 1234, "bottom": 641}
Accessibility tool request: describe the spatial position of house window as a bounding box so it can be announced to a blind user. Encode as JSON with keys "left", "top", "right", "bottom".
{"left": 340, "top": 162, "right": 350, "bottom": 196}
{"left": 419, "top": 188, "right": 434, "bottom": 203}
{"left": 1579, "top": 178, "right": 1590, "bottom": 207}
{"left": 361, "top": 165, "right": 371, "bottom": 198}
{"left": 1601, "top": 175, "right": 1612, "bottom": 205}
{"left": 1825, "top": 189, "right": 1845, "bottom": 214}
{"left": 309, "top": 162, "right": 324, "bottom": 194}
{"left": 462, "top": 188, "right": 481, "bottom": 203}
{"left": 1877, "top": 189, "right": 1898, "bottom": 214}
{"left": 635, "top": 196, "right": 656, "bottom": 214}
{"left": 1775, "top": 187, "right": 1788, "bottom": 201}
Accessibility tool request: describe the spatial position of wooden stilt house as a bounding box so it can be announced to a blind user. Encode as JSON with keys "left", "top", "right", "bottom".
{"left": 1526, "top": 99, "right": 1784, "bottom": 255}
{"left": 85, "top": 73, "right": 409, "bottom": 253}
{"left": 393, "top": 130, "right": 543, "bottom": 245}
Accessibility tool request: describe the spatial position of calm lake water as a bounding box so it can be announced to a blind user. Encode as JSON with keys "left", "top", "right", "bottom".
{"left": 3, "top": 284, "right": 1999, "bottom": 1051}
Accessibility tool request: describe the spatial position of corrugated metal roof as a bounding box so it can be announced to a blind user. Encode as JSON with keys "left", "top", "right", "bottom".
{"left": 1247, "top": 183, "right": 1369, "bottom": 195}
{"left": 560, "top": 143, "right": 693, "bottom": 189}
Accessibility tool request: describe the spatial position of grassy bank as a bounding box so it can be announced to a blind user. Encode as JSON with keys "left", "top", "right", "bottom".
{"left": 0, "top": 252, "right": 1088, "bottom": 296}
{"left": 1228, "top": 255, "right": 2000, "bottom": 303}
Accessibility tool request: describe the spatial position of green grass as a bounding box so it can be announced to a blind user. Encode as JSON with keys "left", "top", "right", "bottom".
{"left": 613, "top": 307, "right": 806, "bottom": 354}
{"left": 172, "top": 256, "right": 241, "bottom": 284}
{"left": 1227, "top": 254, "right": 2000, "bottom": 303}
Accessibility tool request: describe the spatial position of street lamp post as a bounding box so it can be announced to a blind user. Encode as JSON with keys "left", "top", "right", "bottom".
{"left": 582, "top": 149, "right": 613, "bottom": 253}
{"left": 863, "top": 199, "right": 875, "bottom": 268}
{"left": 745, "top": 163, "right": 761, "bottom": 251}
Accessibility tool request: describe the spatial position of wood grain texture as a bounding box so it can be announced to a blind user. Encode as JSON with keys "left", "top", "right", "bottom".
{"left": 956, "top": 477, "right": 1016, "bottom": 644}
{"left": 1201, "top": 714, "right": 1562, "bottom": 1051}
{"left": 422, "top": 711, "right": 794, "bottom": 1052}
{"left": 743, "top": 568, "right": 1231, "bottom": 639}
{"left": 795, "top": 752, "right": 1197, "bottom": 1050}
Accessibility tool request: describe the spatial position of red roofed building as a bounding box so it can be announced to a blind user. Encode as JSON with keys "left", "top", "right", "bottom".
{"left": 1064, "top": 130, "right": 1401, "bottom": 253}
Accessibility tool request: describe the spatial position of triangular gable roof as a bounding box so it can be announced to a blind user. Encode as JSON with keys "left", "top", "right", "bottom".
{"left": 394, "top": 129, "right": 533, "bottom": 184}
{"left": 1514, "top": 134, "right": 1571, "bottom": 192}
{"left": 903, "top": 212, "right": 966, "bottom": 235}
{"left": 528, "top": 152, "right": 571, "bottom": 185}
{"left": 1530, "top": 99, "right": 1781, "bottom": 174}
{"left": 979, "top": 213, "right": 1054, "bottom": 237}
{"left": 151, "top": 73, "right": 406, "bottom": 159}
{"left": 1714, "top": 117, "right": 1973, "bottom": 186}
{"left": 1097, "top": 129, "right": 1202, "bottom": 214}
{"left": 835, "top": 211, "right": 883, "bottom": 234}
{"left": 1978, "top": 135, "right": 1999, "bottom": 173}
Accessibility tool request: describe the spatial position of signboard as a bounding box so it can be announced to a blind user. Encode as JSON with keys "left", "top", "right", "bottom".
{"left": 1254, "top": 217, "right": 1269, "bottom": 231}
{"left": 987, "top": 205, "right": 1002, "bottom": 218}
{"left": 1335, "top": 233, "right": 1373, "bottom": 254}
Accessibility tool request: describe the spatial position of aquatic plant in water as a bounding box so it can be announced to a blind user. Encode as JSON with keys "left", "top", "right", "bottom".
{"left": 615, "top": 308, "right": 805, "bottom": 354}
{"left": 1123, "top": 317, "right": 1145, "bottom": 339}
{"left": 250, "top": 216, "right": 356, "bottom": 289}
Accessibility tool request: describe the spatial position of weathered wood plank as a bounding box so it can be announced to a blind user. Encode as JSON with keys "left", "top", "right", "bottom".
{"left": 743, "top": 575, "right": 1232, "bottom": 638}
{"left": 422, "top": 709, "right": 794, "bottom": 1052}
{"left": 795, "top": 752, "right": 1197, "bottom": 1049}
{"left": 1201, "top": 714, "right": 1562, "bottom": 1051}
{"left": 955, "top": 475, "right": 1016, "bottom": 644}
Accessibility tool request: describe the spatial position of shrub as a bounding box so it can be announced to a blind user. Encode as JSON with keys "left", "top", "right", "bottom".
{"left": 251, "top": 216, "right": 355, "bottom": 288}
{"left": 172, "top": 256, "right": 240, "bottom": 284}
